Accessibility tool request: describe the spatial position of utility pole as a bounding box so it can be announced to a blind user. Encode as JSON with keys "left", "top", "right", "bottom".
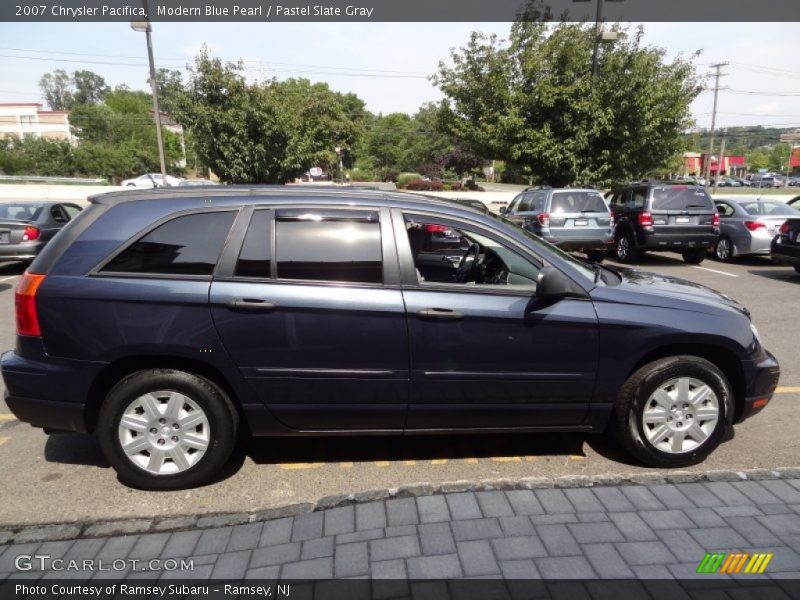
{"left": 713, "top": 128, "right": 727, "bottom": 194}
{"left": 703, "top": 62, "right": 728, "bottom": 187}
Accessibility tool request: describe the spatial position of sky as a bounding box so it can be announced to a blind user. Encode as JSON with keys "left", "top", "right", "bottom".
{"left": 0, "top": 21, "right": 798, "bottom": 132}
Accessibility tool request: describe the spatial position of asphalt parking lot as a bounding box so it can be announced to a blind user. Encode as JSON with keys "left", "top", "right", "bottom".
{"left": 0, "top": 253, "right": 797, "bottom": 528}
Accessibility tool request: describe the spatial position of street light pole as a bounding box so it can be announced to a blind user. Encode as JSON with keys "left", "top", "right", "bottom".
{"left": 591, "top": 0, "right": 603, "bottom": 77}
{"left": 132, "top": 0, "right": 167, "bottom": 185}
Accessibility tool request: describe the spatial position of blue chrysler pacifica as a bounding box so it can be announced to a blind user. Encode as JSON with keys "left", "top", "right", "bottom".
{"left": 1, "top": 187, "right": 780, "bottom": 489}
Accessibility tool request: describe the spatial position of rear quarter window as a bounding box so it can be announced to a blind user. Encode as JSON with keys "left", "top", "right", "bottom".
{"left": 101, "top": 211, "right": 236, "bottom": 276}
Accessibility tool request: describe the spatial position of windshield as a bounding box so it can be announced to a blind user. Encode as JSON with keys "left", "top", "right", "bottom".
{"left": 650, "top": 187, "right": 714, "bottom": 211}
{"left": 740, "top": 201, "right": 800, "bottom": 216}
{"left": 491, "top": 213, "right": 595, "bottom": 282}
{"left": 551, "top": 191, "right": 607, "bottom": 214}
{"left": 0, "top": 204, "right": 43, "bottom": 220}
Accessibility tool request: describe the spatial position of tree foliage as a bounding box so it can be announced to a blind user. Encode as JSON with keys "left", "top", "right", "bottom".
{"left": 174, "top": 51, "right": 364, "bottom": 183}
{"left": 435, "top": 22, "right": 702, "bottom": 186}
{"left": 38, "top": 69, "right": 74, "bottom": 110}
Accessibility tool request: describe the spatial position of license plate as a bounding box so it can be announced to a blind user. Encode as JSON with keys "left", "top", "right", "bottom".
{"left": 0, "top": 232, "right": 9, "bottom": 244}
{"left": 574, "top": 219, "right": 588, "bottom": 227}
{"left": 676, "top": 217, "right": 690, "bottom": 224}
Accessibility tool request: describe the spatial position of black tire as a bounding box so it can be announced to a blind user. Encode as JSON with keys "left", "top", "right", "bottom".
{"left": 614, "top": 229, "right": 639, "bottom": 264}
{"left": 794, "top": 265, "right": 800, "bottom": 275}
{"left": 682, "top": 248, "right": 706, "bottom": 265}
{"left": 97, "top": 369, "right": 239, "bottom": 490}
{"left": 714, "top": 236, "right": 734, "bottom": 262}
{"left": 611, "top": 356, "right": 732, "bottom": 468}
{"left": 586, "top": 250, "right": 606, "bottom": 263}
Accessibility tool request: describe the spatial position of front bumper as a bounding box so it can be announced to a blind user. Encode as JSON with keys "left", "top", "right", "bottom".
{"left": 736, "top": 350, "right": 781, "bottom": 423}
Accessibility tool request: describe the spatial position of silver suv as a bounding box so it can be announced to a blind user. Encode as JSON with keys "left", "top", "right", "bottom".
{"left": 501, "top": 187, "right": 614, "bottom": 262}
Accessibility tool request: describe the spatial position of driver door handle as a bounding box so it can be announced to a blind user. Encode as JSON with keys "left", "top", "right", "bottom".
{"left": 417, "top": 308, "right": 463, "bottom": 321}
{"left": 226, "top": 298, "right": 277, "bottom": 312}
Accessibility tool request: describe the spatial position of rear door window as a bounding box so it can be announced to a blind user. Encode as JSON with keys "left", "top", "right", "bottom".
{"left": 650, "top": 187, "right": 714, "bottom": 211}
{"left": 275, "top": 209, "right": 383, "bottom": 284}
{"left": 550, "top": 192, "right": 607, "bottom": 214}
{"left": 102, "top": 211, "right": 236, "bottom": 276}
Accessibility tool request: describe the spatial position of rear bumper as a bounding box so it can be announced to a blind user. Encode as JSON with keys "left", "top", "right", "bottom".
{"left": 1, "top": 348, "right": 104, "bottom": 433}
{"left": 0, "top": 241, "right": 43, "bottom": 261}
{"left": 771, "top": 238, "right": 800, "bottom": 266}
{"left": 642, "top": 232, "right": 718, "bottom": 251}
{"left": 736, "top": 351, "right": 781, "bottom": 423}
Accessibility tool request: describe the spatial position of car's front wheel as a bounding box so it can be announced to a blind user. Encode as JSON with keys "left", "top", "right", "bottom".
{"left": 682, "top": 248, "right": 707, "bottom": 264}
{"left": 97, "top": 369, "right": 238, "bottom": 490}
{"left": 612, "top": 356, "right": 732, "bottom": 468}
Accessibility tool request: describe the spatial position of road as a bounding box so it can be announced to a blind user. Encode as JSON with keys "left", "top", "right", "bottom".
{"left": 0, "top": 254, "right": 797, "bottom": 527}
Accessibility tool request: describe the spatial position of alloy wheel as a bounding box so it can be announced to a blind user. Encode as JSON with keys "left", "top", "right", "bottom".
{"left": 641, "top": 377, "right": 719, "bottom": 454}
{"left": 616, "top": 236, "right": 629, "bottom": 260}
{"left": 117, "top": 390, "right": 211, "bottom": 475}
{"left": 716, "top": 238, "right": 732, "bottom": 261}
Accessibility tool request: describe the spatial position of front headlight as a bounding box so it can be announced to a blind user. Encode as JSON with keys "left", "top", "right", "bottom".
{"left": 750, "top": 322, "right": 762, "bottom": 346}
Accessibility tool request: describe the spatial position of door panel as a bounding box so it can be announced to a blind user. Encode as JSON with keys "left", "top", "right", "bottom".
{"left": 402, "top": 288, "right": 598, "bottom": 429}
{"left": 210, "top": 281, "right": 409, "bottom": 430}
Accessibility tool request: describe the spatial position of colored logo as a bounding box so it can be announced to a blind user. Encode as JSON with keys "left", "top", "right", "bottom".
{"left": 696, "top": 552, "right": 773, "bottom": 574}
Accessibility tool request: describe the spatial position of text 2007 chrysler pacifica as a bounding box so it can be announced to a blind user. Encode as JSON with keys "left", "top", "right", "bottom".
{"left": 1, "top": 188, "right": 780, "bottom": 489}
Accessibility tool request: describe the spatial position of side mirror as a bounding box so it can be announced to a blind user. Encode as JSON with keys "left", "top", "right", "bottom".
{"left": 499, "top": 206, "right": 508, "bottom": 214}
{"left": 535, "top": 266, "right": 586, "bottom": 302}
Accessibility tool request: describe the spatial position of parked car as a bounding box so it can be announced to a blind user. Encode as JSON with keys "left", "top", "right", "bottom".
{"left": 606, "top": 183, "right": 719, "bottom": 264}
{"left": 750, "top": 176, "right": 782, "bottom": 189}
{"left": 2, "top": 188, "right": 779, "bottom": 489}
{"left": 121, "top": 173, "right": 184, "bottom": 188}
{"left": 0, "top": 202, "right": 82, "bottom": 264}
{"left": 501, "top": 188, "right": 613, "bottom": 262}
{"left": 178, "top": 179, "right": 219, "bottom": 187}
{"left": 734, "top": 178, "right": 752, "bottom": 187}
{"left": 770, "top": 218, "right": 800, "bottom": 275}
{"left": 788, "top": 195, "right": 800, "bottom": 210}
{"left": 712, "top": 199, "right": 800, "bottom": 262}
{"left": 786, "top": 177, "right": 800, "bottom": 187}
{"left": 715, "top": 177, "right": 741, "bottom": 188}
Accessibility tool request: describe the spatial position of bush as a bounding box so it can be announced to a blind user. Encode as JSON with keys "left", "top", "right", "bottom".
{"left": 450, "top": 181, "right": 463, "bottom": 191}
{"left": 379, "top": 168, "right": 400, "bottom": 182}
{"left": 405, "top": 179, "right": 444, "bottom": 191}
{"left": 464, "top": 179, "right": 485, "bottom": 191}
{"left": 347, "top": 168, "right": 374, "bottom": 182}
{"left": 397, "top": 172, "right": 424, "bottom": 188}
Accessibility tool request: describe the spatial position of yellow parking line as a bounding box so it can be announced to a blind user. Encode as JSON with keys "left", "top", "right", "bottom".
{"left": 339, "top": 462, "right": 353, "bottom": 468}
{"left": 776, "top": 387, "right": 800, "bottom": 393}
{"left": 403, "top": 460, "right": 417, "bottom": 466}
{"left": 0, "top": 414, "right": 16, "bottom": 421}
{"left": 0, "top": 437, "right": 8, "bottom": 447}
{"left": 374, "top": 461, "right": 391, "bottom": 467}
{"left": 491, "top": 456, "right": 521, "bottom": 463}
{"left": 278, "top": 462, "right": 324, "bottom": 470}
{"left": 463, "top": 458, "right": 479, "bottom": 464}
{"left": 431, "top": 459, "right": 449, "bottom": 465}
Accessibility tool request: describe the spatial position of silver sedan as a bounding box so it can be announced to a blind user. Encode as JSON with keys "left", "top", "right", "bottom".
{"left": 713, "top": 198, "right": 800, "bottom": 262}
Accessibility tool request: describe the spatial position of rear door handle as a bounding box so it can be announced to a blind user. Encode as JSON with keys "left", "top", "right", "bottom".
{"left": 417, "top": 308, "right": 463, "bottom": 321}
{"left": 226, "top": 298, "right": 277, "bottom": 312}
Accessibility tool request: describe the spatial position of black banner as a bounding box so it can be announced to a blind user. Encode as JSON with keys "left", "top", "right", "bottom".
{"left": 3, "top": 0, "right": 800, "bottom": 22}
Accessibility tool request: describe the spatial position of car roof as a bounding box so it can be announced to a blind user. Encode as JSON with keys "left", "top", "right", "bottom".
{"left": 87, "top": 185, "right": 493, "bottom": 218}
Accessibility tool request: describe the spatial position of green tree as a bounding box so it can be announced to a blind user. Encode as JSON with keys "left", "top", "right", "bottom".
{"left": 769, "top": 143, "right": 791, "bottom": 174}
{"left": 747, "top": 148, "right": 770, "bottom": 172}
{"left": 153, "top": 68, "right": 187, "bottom": 116}
{"left": 72, "top": 70, "right": 109, "bottom": 105}
{"left": 175, "top": 50, "right": 365, "bottom": 183}
{"left": 435, "top": 22, "right": 702, "bottom": 186}
{"left": 39, "top": 69, "right": 74, "bottom": 110}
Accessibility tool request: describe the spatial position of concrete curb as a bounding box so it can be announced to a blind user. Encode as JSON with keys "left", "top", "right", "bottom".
{"left": 3, "top": 466, "right": 799, "bottom": 544}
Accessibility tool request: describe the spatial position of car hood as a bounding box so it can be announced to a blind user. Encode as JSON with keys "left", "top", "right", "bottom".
{"left": 602, "top": 266, "right": 749, "bottom": 317}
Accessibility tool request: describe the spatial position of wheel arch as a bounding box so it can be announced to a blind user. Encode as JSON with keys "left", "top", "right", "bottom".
{"left": 84, "top": 356, "right": 247, "bottom": 434}
{"left": 627, "top": 343, "right": 746, "bottom": 422}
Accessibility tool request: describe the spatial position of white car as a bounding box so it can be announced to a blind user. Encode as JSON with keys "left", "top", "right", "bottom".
{"left": 121, "top": 173, "right": 184, "bottom": 188}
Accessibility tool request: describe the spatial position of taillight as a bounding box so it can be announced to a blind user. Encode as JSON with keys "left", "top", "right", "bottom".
{"left": 537, "top": 212, "right": 550, "bottom": 227}
{"left": 744, "top": 221, "right": 765, "bottom": 231}
{"left": 712, "top": 213, "right": 720, "bottom": 227}
{"left": 22, "top": 226, "right": 40, "bottom": 241}
{"left": 608, "top": 212, "right": 614, "bottom": 227}
{"left": 425, "top": 224, "right": 449, "bottom": 234}
{"left": 15, "top": 272, "right": 46, "bottom": 337}
{"left": 779, "top": 221, "right": 790, "bottom": 234}
{"left": 638, "top": 212, "right": 654, "bottom": 227}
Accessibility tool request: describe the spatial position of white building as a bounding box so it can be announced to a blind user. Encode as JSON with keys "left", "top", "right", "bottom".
{"left": 0, "top": 103, "right": 72, "bottom": 142}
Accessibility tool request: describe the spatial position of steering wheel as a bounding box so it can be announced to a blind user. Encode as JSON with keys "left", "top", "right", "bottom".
{"left": 454, "top": 243, "right": 480, "bottom": 283}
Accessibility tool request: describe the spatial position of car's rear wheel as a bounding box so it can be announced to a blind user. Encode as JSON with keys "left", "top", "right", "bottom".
{"left": 714, "top": 236, "right": 734, "bottom": 262}
{"left": 586, "top": 250, "right": 606, "bottom": 263}
{"left": 682, "top": 248, "right": 707, "bottom": 265}
{"left": 612, "top": 356, "right": 731, "bottom": 468}
{"left": 97, "top": 369, "right": 238, "bottom": 490}
{"left": 614, "top": 230, "right": 639, "bottom": 263}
